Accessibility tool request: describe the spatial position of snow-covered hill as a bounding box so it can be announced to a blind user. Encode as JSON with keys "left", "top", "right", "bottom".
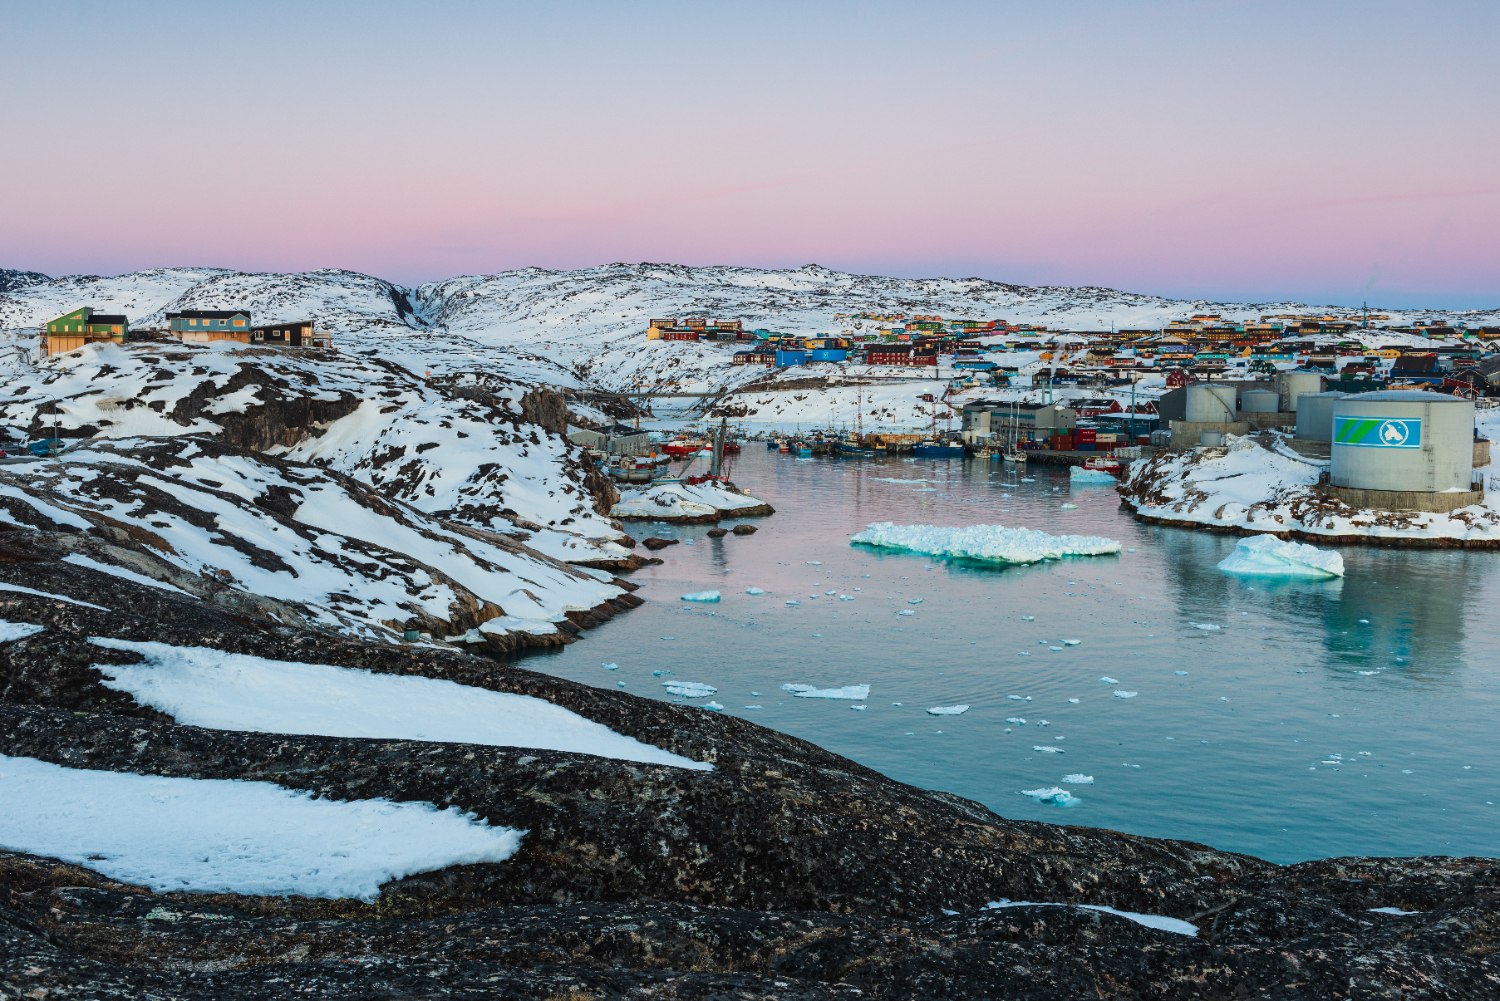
{"left": 5, "top": 263, "right": 1494, "bottom": 403}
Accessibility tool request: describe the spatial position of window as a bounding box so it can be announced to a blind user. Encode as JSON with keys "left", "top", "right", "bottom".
{"left": 189, "top": 318, "right": 198, "bottom": 326}
{"left": 233, "top": 318, "right": 245, "bottom": 327}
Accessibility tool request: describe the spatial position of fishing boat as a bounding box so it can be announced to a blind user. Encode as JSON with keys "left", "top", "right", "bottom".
{"left": 661, "top": 438, "right": 708, "bottom": 458}
{"left": 834, "top": 436, "right": 874, "bottom": 457}
{"left": 1080, "top": 455, "right": 1121, "bottom": 474}
{"left": 605, "top": 453, "right": 670, "bottom": 483}
{"left": 912, "top": 439, "right": 965, "bottom": 458}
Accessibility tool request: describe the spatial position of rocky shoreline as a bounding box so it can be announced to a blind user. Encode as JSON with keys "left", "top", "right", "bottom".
{"left": 2, "top": 547, "right": 1498, "bottom": 999}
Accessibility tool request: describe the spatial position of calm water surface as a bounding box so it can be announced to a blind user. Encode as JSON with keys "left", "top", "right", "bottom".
{"left": 525, "top": 448, "right": 1500, "bottom": 863}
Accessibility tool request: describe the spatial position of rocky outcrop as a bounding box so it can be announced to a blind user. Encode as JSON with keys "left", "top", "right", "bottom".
{"left": 1, "top": 556, "right": 1496, "bottom": 999}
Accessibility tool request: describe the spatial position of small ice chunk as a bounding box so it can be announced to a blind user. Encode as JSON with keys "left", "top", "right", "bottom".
{"left": 1005, "top": 717, "right": 1027, "bottom": 724}
{"left": 662, "top": 681, "right": 717, "bottom": 698}
{"left": 745, "top": 587, "right": 766, "bottom": 595}
{"left": 1190, "top": 623, "right": 1221, "bottom": 631}
{"left": 1066, "top": 698, "right": 1080, "bottom": 704}
{"left": 600, "top": 662, "right": 619, "bottom": 671}
{"left": 1020, "top": 615, "right": 1035, "bottom": 621}
{"left": 850, "top": 704, "right": 868, "bottom": 711}
{"left": 1020, "top": 787, "right": 1076, "bottom": 805}
{"left": 1216, "top": 535, "right": 1345, "bottom": 579}
{"left": 1099, "top": 676, "right": 1119, "bottom": 685}
{"left": 1062, "top": 774, "right": 1094, "bottom": 784}
{"left": 1113, "top": 691, "right": 1138, "bottom": 699}
{"left": 1032, "top": 746, "right": 1064, "bottom": 754}
{"left": 908, "top": 598, "right": 924, "bottom": 605}
{"left": 1007, "top": 694, "right": 1032, "bottom": 702}
{"left": 702, "top": 702, "right": 724, "bottom": 712}
{"left": 781, "top": 683, "right": 871, "bottom": 700}
{"left": 897, "top": 609, "right": 916, "bottom": 616}
{"left": 1062, "top": 639, "right": 1081, "bottom": 646}
{"left": 926, "top": 705, "right": 969, "bottom": 716}
{"left": 1173, "top": 670, "right": 1189, "bottom": 676}
{"left": 651, "top": 670, "right": 674, "bottom": 677}
{"left": 1369, "top": 906, "right": 1422, "bottom": 916}
{"left": 785, "top": 600, "right": 801, "bottom": 606}
{"left": 806, "top": 560, "right": 822, "bottom": 565}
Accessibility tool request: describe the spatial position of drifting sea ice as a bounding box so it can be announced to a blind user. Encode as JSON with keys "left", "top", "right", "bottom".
{"left": 85, "top": 638, "right": 709, "bottom": 770}
{"left": 662, "top": 681, "right": 718, "bottom": 699}
{"left": 0, "top": 754, "right": 522, "bottom": 900}
{"left": 1069, "top": 467, "right": 1118, "bottom": 485}
{"left": 849, "top": 522, "right": 1120, "bottom": 567}
{"left": 1020, "top": 787, "right": 1077, "bottom": 806}
{"left": 1062, "top": 774, "right": 1095, "bottom": 784}
{"left": 926, "top": 705, "right": 969, "bottom": 716}
{"left": 745, "top": 587, "right": 766, "bottom": 595}
{"left": 1032, "top": 746, "right": 1064, "bottom": 754}
{"left": 1216, "top": 534, "right": 1346, "bottom": 579}
{"left": 679, "top": 591, "right": 721, "bottom": 603}
{"left": 781, "top": 683, "right": 871, "bottom": 700}
{"left": 1099, "top": 676, "right": 1119, "bottom": 685}
{"left": 1113, "top": 691, "right": 1139, "bottom": 699}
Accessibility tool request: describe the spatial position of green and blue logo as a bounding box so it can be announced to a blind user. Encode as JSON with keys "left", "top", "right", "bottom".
{"left": 1333, "top": 416, "right": 1422, "bottom": 449}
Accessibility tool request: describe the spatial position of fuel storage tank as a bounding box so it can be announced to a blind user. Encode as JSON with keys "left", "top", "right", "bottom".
{"left": 1276, "top": 371, "right": 1324, "bottom": 413}
{"left": 1240, "top": 389, "right": 1279, "bottom": 413}
{"left": 1294, "top": 392, "right": 1344, "bottom": 441}
{"left": 1184, "top": 383, "right": 1238, "bottom": 422}
{"left": 1329, "top": 391, "right": 1474, "bottom": 492}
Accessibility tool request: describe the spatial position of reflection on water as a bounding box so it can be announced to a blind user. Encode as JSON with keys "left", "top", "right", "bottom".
{"left": 525, "top": 449, "right": 1500, "bottom": 863}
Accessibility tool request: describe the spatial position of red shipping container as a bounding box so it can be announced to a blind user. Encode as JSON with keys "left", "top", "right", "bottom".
{"left": 1076, "top": 428, "right": 1097, "bottom": 442}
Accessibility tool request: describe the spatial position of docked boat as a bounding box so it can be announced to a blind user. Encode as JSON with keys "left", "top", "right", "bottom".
{"left": 912, "top": 440, "right": 965, "bottom": 458}
{"left": 1079, "top": 455, "right": 1121, "bottom": 474}
{"left": 661, "top": 438, "right": 709, "bottom": 458}
{"left": 605, "top": 453, "right": 670, "bottom": 483}
{"left": 1002, "top": 446, "right": 1027, "bottom": 465}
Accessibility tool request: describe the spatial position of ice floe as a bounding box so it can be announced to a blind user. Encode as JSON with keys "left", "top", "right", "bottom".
{"left": 1216, "top": 534, "right": 1345, "bottom": 579}
{"left": 1061, "top": 774, "right": 1095, "bottom": 784}
{"left": 926, "top": 705, "right": 969, "bottom": 716}
{"left": 679, "top": 590, "right": 721, "bottom": 603}
{"left": 1068, "top": 467, "right": 1118, "bottom": 484}
{"left": 1020, "top": 787, "right": 1077, "bottom": 806}
{"left": 662, "top": 681, "right": 718, "bottom": 700}
{"left": 849, "top": 522, "right": 1121, "bottom": 567}
{"left": 781, "top": 683, "right": 871, "bottom": 700}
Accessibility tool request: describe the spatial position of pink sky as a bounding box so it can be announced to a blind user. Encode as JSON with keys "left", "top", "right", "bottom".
{"left": 2, "top": 0, "right": 1496, "bottom": 306}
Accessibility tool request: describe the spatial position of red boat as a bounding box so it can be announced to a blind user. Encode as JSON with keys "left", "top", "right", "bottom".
{"left": 1080, "top": 456, "right": 1122, "bottom": 474}
{"left": 661, "top": 438, "right": 709, "bottom": 458}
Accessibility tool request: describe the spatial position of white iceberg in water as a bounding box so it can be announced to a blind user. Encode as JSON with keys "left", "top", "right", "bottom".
{"left": 679, "top": 591, "right": 722, "bottom": 603}
{"left": 1069, "top": 466, "right": 1118, "bottom": 484}
{"left": 781, "top": 683, "right": 871, "bottom": 700}
{"left": 1216, "top": 534, "right": 1345, "bottom": 579}
{"left": 926, "top": 705, "right": 969, "bottom": 716}
{"left": 1020, "top": 786, "right": 1077, "bottom": 806}
{"left": 662, "top": 681, "right": 717, "bottom": 698}
{"left": 849, "top": 522, "right": 1120, "bottom": 567}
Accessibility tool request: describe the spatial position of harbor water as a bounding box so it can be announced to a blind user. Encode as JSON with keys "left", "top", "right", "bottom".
{"left": 524, "top": 447, "right": 1500, "bottom": 863}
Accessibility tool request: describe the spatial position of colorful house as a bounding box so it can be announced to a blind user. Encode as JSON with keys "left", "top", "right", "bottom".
{"left": 250, "top": 321, "right": 332, "bottom": 349}
{"left": 167, "top": 309, "right": 252, "bottom": 343}
{"left": 43, "top": 307, "right": 128, "bottom": 356}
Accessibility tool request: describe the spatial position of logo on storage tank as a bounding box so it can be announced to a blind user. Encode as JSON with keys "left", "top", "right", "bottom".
{"left": 1333, "top": 416, "right": 1422, "bottom": 449}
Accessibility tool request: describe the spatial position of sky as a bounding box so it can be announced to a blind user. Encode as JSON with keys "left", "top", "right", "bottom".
{"left": 2, "top": 0, "right": 1497, "bottom": 307}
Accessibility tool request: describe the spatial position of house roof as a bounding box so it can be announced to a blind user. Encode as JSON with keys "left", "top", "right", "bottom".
{"left": 167, "top": 310, "right": 248, "bottom": 320}
{"left": 89, "top": 314, "right": 127, "bottom": 325}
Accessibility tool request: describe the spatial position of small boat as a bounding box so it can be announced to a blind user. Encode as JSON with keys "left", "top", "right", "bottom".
{"left": 766, "top": 438, "right": 781, "bottom": 451}
{"left": 1002, "top": 447, "right": 1027, "bottom": 465}
{"left": 834, "top": 438, "right": 874, "bottom": 457}
{"left": 661, "top": 438, "right": 708, "bottom": 458}
{"left": 797, "top": 443, "right": 813, "bottom": 457}
{"left": 1079, "top": 455, "right": 1122, "bottom": 474}
{"left": 912, "top": 440, "right": 965, "bottom": 458}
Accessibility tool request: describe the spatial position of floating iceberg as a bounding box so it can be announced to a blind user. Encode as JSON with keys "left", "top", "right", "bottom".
{"left": 745, "top": 587, "right": 766, "bottom": 595}
{"left": 1062, "top": 774, "right": 1095, "bottom": 784}
{"left": 1113, "top": 690, "right": 1138, "bottom": 699}
{"left": 926, "top": 705, "right": 969, "bottom": 716}
{"left": 1069, "top": 467, "right": 1118, "bottom": 484}
{"left": 662, "top": 681, "right": 717, "bottom": 698}
{"left": 782, "top": 683, "right": 871, "bottom": 700}
{"left": 850, "top": 522, "right": 1120, "bottom": 567}
{"left": 679, "top": 591, "right": 721, "bottom": 603}
{"left": 1216, "top": 534, "right": 1345, "bottom": 579}
{"left": 1020, "top": 786, "right": 1077, "bottom": 806}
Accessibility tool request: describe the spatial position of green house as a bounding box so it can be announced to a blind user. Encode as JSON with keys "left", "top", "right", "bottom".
{"left": 45, "top": 307, "right": 128, "bottom": 339}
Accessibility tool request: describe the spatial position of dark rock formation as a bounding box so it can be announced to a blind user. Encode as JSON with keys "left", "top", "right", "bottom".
{"left": 732, "top": 524, "right": 758, "bottom": 535}
{"left": 641, "top": 537, "right": 679, "bottom": 551}
{"left": 1, "top": 557, "right": 1496, "bottom": 998}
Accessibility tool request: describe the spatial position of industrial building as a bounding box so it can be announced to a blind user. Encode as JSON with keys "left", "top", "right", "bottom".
{"left": 960, "top": 401, "right": 1076, "bottom": 445}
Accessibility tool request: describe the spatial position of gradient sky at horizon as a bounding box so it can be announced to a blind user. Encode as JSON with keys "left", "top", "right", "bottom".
{"left": 2, "top": 0, "right": 1497, "bottom": 308}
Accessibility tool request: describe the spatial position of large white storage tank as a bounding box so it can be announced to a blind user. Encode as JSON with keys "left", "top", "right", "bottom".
{"left": 1330, "top": 391, "right": 1475, "bottom": 492}
{"left": 1277, "top": 371, "right": 1324, "bottom": 413}
{"left": 1184, "top": 383, "right": 1238, "bottom": 422}
{"left": 1295, "top": 392, "right": 1344, "bottom": 441}
{"left": 1241, "top": 389, "right": 1279, "bottom": 413}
